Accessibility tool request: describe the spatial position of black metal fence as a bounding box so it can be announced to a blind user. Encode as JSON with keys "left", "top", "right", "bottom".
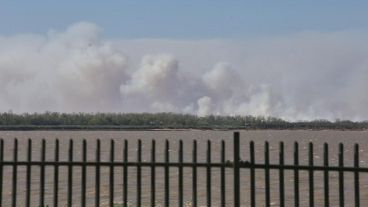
{"left": 0, "top": 132, "right": 366, "bottom": 207}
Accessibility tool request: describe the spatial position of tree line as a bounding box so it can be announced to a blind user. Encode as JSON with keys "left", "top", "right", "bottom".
{"left": 0, "top": 112, "right": 367, "bottom": 130}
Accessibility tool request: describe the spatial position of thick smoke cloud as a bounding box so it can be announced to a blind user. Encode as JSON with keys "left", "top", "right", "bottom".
{"left": 0, "top": 22, "right": 128, "bottom": 112}
{"left": 1, "top": 22, "right": 368, "bottom": 121}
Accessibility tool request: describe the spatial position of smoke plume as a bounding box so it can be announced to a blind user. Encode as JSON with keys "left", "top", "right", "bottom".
{"left": 1, "top": 22, "right": 368, "bottom": 121}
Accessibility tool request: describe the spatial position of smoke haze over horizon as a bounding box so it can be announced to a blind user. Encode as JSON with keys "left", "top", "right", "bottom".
{"left": 1, "top": 22, "right": 368, "bottom": 121}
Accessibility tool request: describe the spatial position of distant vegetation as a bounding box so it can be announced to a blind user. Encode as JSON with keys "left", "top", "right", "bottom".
{"left": 0, "top": 112, "right": 367, "bottom": 130}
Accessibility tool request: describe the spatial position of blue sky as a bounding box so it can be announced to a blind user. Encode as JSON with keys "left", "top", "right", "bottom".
{"left": 1, "top": 1, "right": 368, "bottom": 38}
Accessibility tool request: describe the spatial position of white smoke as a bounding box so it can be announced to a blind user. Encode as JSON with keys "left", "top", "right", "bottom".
{"left": 0, "top": 22, "right": 129, "bottom": 112}
{"left": 197, "top": 96, "right": 213, "bottom": 117}
{"left": 1, "top": 22, "right": 368, "bottom": 121}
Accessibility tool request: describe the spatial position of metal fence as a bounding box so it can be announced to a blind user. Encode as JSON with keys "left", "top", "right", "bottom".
{"left": 0, "top": 132, "right": 366, "bottom": 207}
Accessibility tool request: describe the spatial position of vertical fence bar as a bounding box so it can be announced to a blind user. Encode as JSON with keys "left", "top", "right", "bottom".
{"left": 137, "top": 140, "right": 142, "bottom": 207}
{"left": 207, "top": 140, "right": 212, "bottom": 207}
{"left": 294, "top": 142, "right": 299, "bottom": 207}
{"left": 234, "top": 132, "right": 240, "bottom": 207}
{"left": 11, "top": 139, "right": 18, "bottom": 207}
{"left": 221, "top": 140, "right": 226, "bottom": 207}
{"left": 309, "top": 142, "right": 314, "bottom": 207}
{"left": 179, "top": 140, "right": 184, "bottom": 207}
{"left": 67, "top": 139, "right": 73, "bottom": 207}
{"left": 25, "top": 139, "right": 32, "bottom": 207}
{"left": 354, "top": 144, "right": 360, "bottom": 207}
{"left": 0, "top": 139, "right": 4, "bottom": 207}
{"left": 110, "top": 140, "right": 115, "bottom": 207}
{"left": 0, "top": 139, "right": 3, "bottom": 207}
{"left": 339, "top": 143, "right": 344, "bottom": 207}
{"left": 165, "top": 140, "right": 170, "bottom": 207}
{"left": 264, "top": 141, "right": 270, "bottom": 207}
{"left": 123, "top": 140, "right": 128, "bottom": 207}
{"left": 324, "top": 143, "right": 329, "bottom": 207}
{"left": 54, "top": 139, "right": 59, "bottom": 207}
{"left": 95, "top": 139, "right": 101, "bottom": 207}
{"left": 40, "top": 139, "right": 46, "bottom": 207}
{"left": 81, "top": 140, "right": 87, "bottom": 207}
{"left": 192, "top": 140, "right": 197, "bottom": 207}
{"left": 250, "top": 141, "right": 256, "bottom": 207}
{"left": 279, "top": 142, "right": 285, "bottom": 207}
{"left": 151, "top": 140, "right": 156, "bottom": 207}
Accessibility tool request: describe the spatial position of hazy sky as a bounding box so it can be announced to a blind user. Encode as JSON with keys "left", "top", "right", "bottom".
{"left": 1, "top": 1, "right": 368, "bottom": 38}
{"left": 1, "top": 1, "right": 368, "bottom": 120}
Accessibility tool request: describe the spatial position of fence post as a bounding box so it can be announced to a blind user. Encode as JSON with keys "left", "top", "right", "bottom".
{"left": 234, "top": 132, "right": 240, "bottom": 207}
{"left": 12, "top": 139, "right": 18, "bottom": 207}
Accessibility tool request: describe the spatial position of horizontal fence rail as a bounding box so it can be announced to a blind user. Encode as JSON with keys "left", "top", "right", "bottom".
{"left": 0, "top": 132, "right": 366, "bottom": 206}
